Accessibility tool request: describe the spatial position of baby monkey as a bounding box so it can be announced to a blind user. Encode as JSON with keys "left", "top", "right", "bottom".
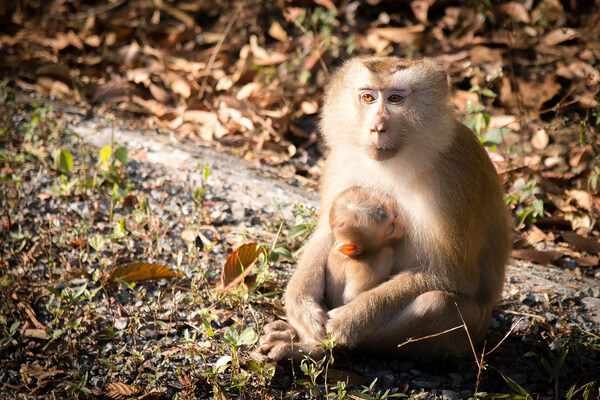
{"left": 326, "top": 186, "right": 405, "bottom": 309}
{"left": 252, "top": 186, "right": 406, "bottom": 361}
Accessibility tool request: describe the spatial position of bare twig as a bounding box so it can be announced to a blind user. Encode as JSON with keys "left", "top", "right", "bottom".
{"left": 455, "top": 303, "right": 480, "bottom": 368}
{"left": 199, "top": 12, "right": 238, "bottom": 99}
{"left": 396, "top": 325, "right": 465, "bottom": 349}
{"left": 455, "top": 303, "right": 485, "bottom": 395}
{"left": 501, "top": 309, "right": 546, "bottom": 322}
{"left": 485, "top": 317, "right": 525, "bottom": 357}
{"left": 154, "top": 0, "right": 195, "bottom": 28}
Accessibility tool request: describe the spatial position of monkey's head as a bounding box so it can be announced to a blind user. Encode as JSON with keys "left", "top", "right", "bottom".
{"left": 329, "top": 186, "right": 404, "bottom": 257}
{"left": 321, "top": 57, "right": 452, "bottom": 162}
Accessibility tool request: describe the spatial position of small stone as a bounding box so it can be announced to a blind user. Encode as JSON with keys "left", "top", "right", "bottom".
{"left": 441, "top": 390, "right": 460, "bottom": 400}
{"left": 114, "top": 317, "right": 128, "bottom": 330}
{"left": 581, "top": 297, "right": 600, "bottom": 324}
{"left": 412, "top": 377, "right": 441, "bottom": 389}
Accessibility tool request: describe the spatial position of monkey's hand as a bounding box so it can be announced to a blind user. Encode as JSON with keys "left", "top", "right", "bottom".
{"left": 252, "top": 320, "right": 324, "bottom": 362}
{"left": 327, "top": 270, "right": 429, "bottom": 347}
{"left": 286, "top": 298, "right": 328, "bottom": 342}
{"left": 326, "top": 304, "right": 363, "bottom": 347}
{"left": 252, "top": 321, "right": 297, "bottom": 361}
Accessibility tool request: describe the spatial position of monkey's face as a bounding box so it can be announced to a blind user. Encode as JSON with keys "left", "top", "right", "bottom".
{"left": 332, "top": 205, "right": 403, "bottom": 258}
{"left": 321, "top": 57, "right": 452, "bottom": 162}
{"left": 356, "top": 85, "right": 411, "bottom": 161}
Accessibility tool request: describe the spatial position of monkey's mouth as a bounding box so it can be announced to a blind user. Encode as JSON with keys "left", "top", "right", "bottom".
{"left": 368, "top": 146, "right": 399, "bottom": 161}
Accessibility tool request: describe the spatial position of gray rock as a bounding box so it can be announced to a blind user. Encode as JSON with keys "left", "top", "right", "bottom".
{"left": 440, "top": 389, "right": 460, "bottom": 400}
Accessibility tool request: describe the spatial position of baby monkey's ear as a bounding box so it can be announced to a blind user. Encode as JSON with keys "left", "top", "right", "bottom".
{"left": 336, "top": 242, "right": 362, "bottom": 257}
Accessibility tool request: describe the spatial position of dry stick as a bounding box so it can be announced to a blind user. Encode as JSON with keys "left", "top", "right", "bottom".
{"left": 485, "top": 317, "right": 525, "bottom": 357}
{"left": 501, "top": 309, "right": 546, "bottom": 322}
{"left": 454, "top": 303, "right": 484, "bottom": 395}
{"left": 396, "top": 325, "right": 465, "bottom": 349}
{"left": 199, "top": 12, "right": 238, "bottom": 99}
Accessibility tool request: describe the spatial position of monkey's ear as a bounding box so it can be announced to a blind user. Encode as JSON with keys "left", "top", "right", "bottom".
{"left": 336, "top": 242, "right": 362, "bottom": 257}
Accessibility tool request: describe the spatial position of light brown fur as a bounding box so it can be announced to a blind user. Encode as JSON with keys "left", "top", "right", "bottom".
{"left": 326, "top": 186, "right": 404, "bottom": 309}
{"left": 255, "top": 56, "right": 510, "bottom": 361}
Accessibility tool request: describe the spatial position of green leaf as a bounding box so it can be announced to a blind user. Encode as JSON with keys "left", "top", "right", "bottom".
{"left": 99, "top": 145, "right": 112, "bottom": 166}
{"left": 480, "top": 88, "right": 497, "bottom": 98}
{"left": 214, "top": 355, "right": 231, "bottom": 373}
{"left": 114, "top": 146, "right": 128, "bottom": 165}
{"left": 54, "top": 148, "right": 74, "bottom": 175}
{"left": 483, "top": 128, "right": 505, "bottom": 146}
{"left": 9, "top": 320, "right": 20, "bottom": 336}
{"left": 500, "top": 372, "right": 532, "bottom": 399}
{"left": 202, "top": 163, "right": 211, "bottom": 181}
{"left": 238, "top": 327, "right": 258, "bottom": 347}
{"left": 112, "top": 218, "right": 127, "bottom": 239}
{"left": 88, "top": 234, "right": 106, "bottom": 252}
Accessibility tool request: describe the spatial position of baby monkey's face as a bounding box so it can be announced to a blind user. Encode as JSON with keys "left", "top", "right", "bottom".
{"left": 332, "top": 196, "right": 405, "bottom": 258}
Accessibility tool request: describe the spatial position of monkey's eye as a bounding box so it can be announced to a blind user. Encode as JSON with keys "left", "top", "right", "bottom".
{"left": 387, "top": 94, "right": 405, "bottom": 104}
{"left": 359, "top": 91, "right": 377, "bottom": 104}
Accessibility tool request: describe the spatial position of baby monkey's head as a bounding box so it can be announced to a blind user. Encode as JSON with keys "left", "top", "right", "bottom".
{"left": 329, "top": 186, "right": 405, "bottom": 258}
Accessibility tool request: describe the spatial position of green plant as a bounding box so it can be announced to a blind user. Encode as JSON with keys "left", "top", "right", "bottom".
{"left": 464, "top": 85, "right": 506, "bottom": 149}
{"left": 497, "top": 372, "right": 533, "bottom": 400}
{"left": 0, "top": 320, "right": 20, "bottom": 349}
{"left": 300, "top": 354, "right": 327, "bottom": 397}
{"left": 565, "top": 381, "right": 597, "bottom": 400}
{"left": 355, "top": 378, "right": 407, "bottom": 399}
{"left": 288, "top": 203, "right": 317, "bottom": 247}
{"left": 192, "top": 163, "right": 211, "bottom": 205}
{"left": 505, "top": 178, "right": 545, "bottom": 228}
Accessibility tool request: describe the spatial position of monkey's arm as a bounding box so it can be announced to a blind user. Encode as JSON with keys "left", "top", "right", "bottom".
{"left": 326, "top": 269, "right": 432, "bottom": 347}
{"left": 284, "top": 226, "right": 333, "bottom": 343}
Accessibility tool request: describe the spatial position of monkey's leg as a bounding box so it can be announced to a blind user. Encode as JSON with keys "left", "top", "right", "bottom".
{"left": 357, "top": 290, "right": 490, "bottom": 358}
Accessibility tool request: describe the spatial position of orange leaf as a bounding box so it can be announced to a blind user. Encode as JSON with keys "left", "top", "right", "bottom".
{"left": 220, "top": 243, "right": 266, "bottom": 290}
{"left": 109, "top": 262, "right": 183, "bottom": 283}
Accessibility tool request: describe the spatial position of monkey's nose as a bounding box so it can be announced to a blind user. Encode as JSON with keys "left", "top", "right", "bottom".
{"left": 371, "top": 122, "right": 386, "bottom": 133}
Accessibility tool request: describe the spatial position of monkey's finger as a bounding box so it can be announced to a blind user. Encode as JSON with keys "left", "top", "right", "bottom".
{"left": 268, "top": 342, "right": 295, "bottom": 361}
{"left": 256, "top": 339, "right": 276, "bottom": 352}
{"left": 249, "top": 349, "right": 270, "bottom": 362}
{"left": 263, "top": 320, "right": 292, "bottom": 333}
{"left": 259, "top": 331, "right": 296, "bottom": 346}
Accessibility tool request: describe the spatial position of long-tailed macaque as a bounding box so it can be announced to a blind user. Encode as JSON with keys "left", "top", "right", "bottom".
{"left": 256, "top": 57, "right": 510, "bottom": 361}
{"left": 326, "top": 186, "right": 405, "bottom": 309}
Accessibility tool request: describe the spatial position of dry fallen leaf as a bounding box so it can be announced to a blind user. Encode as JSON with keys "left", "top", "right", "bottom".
{"left": 24, "top": 328, "right": 49, "bottom": 340}
{"left": 566, "top": 189, "right": 594, "bottom": 211}
{"left": 219, "top": 242, "right": 266, "bottom": 290}
{"left": 525, "top": 225, "right": 549, "bottom": 245}
{"left": 531, "top": 129, "right": 549, "bottom": 150}
{"left": 171, "top": 77, "right": 191, "bottom": 99}
{"left": 109, "top": 262, "right": 183, "bottom": 283}
{"left": 411, "top": 0, "right": 433, "bottom": 24}
{"left": 268, "top": 21, "right": 288, "bottom": 42}
{"left": 511, "top": 249, "right": 562, "bottom": 265}
{"left": 541, "top": 28, "right": 578, "bottom": 46}
{"left": 368, "top": 25, "right": 425, "bottom": 45}
{"left": 105, "top": 382, "right": 139, "bottom": 400}
{"left": 518, "top": 75, "right": 560, "bottom": 110}
{"left": 561, "top": 231, "right": 600, "bottom": 255}
{"left": 498, "top": 2, "right": 531, "bottom": 23}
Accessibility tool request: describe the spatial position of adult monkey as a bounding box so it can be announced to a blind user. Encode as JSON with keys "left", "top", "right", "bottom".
{"left": 257, "top": 57, "right": 511, "bottom": 360}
